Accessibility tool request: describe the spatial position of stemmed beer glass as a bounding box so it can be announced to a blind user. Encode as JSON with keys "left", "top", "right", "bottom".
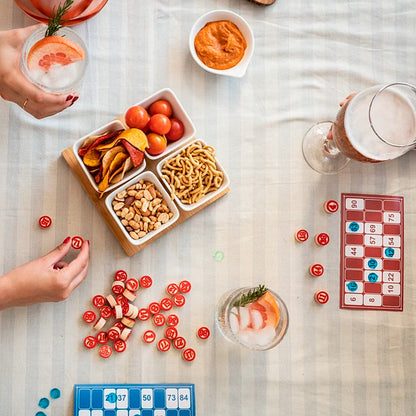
{"left": 302, "top": 83, "right": 416, "bottom": 174}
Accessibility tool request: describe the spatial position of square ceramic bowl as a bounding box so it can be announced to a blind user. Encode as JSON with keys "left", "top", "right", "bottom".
{"left": 156, "top": 138, "right": 230, "bottom": 211}
{"left": 105, "top": 171, "right": 180, "bottom": 246}
{"left": 122, "top": 88, "right": 196, "bottom": 160}
{"left": 73, "top": 120, "right": 146, "bottom": 195}
{"left": 189, "top": 9, "right": 255, "bottom": 78}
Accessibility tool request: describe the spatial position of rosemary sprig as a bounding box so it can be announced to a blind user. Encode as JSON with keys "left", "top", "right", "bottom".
{"left": 45, "top": 0, "right": 74, "bottom": 37}
{"left": 233, "top": 284, "right": 268, "bottom": 308}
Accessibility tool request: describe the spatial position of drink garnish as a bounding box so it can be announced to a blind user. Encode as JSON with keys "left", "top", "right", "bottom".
{"left": 233, "top": 284, "right": 268, "bottom": 308}
{"left": 45, "top": 0, "right": 74, "bottom": 37}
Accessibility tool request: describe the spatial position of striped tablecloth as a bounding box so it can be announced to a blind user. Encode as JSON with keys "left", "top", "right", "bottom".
{"left": 0, "top": 0, "right": 415, "bottom": 415}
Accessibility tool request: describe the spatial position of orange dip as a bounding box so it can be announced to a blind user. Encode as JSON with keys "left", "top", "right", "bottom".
{"left": 194, "top": 20, "right": 247, "bottom": 70}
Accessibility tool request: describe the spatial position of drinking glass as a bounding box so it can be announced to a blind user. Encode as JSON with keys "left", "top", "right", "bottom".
{"left": 302, "top": 82, "right": 416, "bottom": 174}
{"left": 14, "top": 0, "right": 108, "bottom": 25}
{"left": 20, "top": 27, "right": 88, "bottom": 95}
{"left": 215, "top": 287, "right": 289, "bottom": 351}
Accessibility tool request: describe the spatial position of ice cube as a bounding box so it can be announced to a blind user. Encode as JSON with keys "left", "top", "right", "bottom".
{"left": 229, "top": 309, "right": 240, "bottom": 335}
{"left": 250, "top": 309, "right": 264, "bottom": 330}
{"left": 238, "top": 306, "right": 250, "bottom": 330}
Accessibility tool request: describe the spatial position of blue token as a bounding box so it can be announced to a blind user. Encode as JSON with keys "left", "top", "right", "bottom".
{"left": 346, "top": 281, "right": 358, "bottom": 292}
{"left": 368, "top": 272, "right": 379, "bottom": 283}
{"left": 367, "top": 258, "right": 378, "bottom": 269}
{"left": 106, "top": 392, "right": 117, "bottom": 403}
{"left": 38, "top": 398, "right": 49, "bottom": 409}
{"left": 348, "top": 222, "right": 360, "bottom": 232}
{"left": 50, "top": 388, "right": 61, "bottom": 399}
{"left": 385, "top": 247, "right": 395, "bottom": 258}
{"left": 35, "top": 412, "right": 47, "bottom": 416}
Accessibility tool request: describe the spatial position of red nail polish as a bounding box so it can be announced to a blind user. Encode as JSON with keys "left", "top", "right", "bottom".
{"left": 63, "top": 236, "right": 71, "bottom": 244}
{"left": 71, "top": 96, "right": 79, "bottom": 104}
{"left": 66, "top": 95, "right": 73, "bottom": 101}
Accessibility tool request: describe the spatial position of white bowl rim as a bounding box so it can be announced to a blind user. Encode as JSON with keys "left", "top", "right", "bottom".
{"left": 189, "top": 9, "right": 255, "bottom": 78}
{"left": 72, "top": 119, "right": 147, "bottom": 194}
{"left": 156, "top": 138, "right": 230, "bottom": 211}
{"left": 105, "top": 170, "right": 180, "bottom": 246}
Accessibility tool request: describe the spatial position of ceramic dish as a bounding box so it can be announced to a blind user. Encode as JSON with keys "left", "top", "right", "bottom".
{"left": 105, "top": 171, "right": 180, "bottom": 245}
{"left": 72, "top": 120, "right": 146, "bottom": 195}
{"left": 156, "top": 138, "right": 230, "bottom": 211}
{"left": 189, "top": 9, "right": 255, "bottom": 78}
{"left": 122, "top": 88, "right": 196, "bottom": 160}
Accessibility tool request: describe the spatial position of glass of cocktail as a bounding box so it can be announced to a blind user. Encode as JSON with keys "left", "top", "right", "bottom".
{"left": 215, "top": 285, "right": 289, "bottom": 351}
{"left": 20, "top": 26, "right": 88, "bottom": 95}
{"left": 14, "top": 0, "right": 108, "bottom": 25}
{"left": 302, "top": 82, "right": 416, "bottom": 174}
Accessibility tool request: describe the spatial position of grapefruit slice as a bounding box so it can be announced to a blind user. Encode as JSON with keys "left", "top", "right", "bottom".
{"left": 27, "top": 36, "right": 85, "bottom": 71}
{"left": 247, "top": 291, "right": 280, "bottom": 329}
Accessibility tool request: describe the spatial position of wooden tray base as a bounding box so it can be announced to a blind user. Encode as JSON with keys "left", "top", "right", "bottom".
{"left": 62, "top": 145, "right": 229, "bottom": 256}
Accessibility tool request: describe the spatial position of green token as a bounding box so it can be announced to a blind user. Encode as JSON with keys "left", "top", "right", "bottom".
{"left": 214, "top": 251, "right": 224, "bottom": 261}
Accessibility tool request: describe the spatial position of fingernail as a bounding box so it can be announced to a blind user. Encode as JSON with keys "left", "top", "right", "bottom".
{"left": 71, "top": 96, "right": 79, "bottom": 105}
{"left": 66, "top": 95, "right": 73, "bottom": 101}
{"left": 63, "top": 236, "right": 71, "bottom": 244}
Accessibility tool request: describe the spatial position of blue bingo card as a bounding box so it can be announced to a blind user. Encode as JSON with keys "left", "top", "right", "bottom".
{"left": 74, "top": 384, "right": 195, "bottom": 416}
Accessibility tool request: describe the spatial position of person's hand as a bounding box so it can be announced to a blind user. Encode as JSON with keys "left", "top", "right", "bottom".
{"left": 327, "top": 93, "right": 357, "bottom": 140}
{"left": 0, "top": 237, "right": 90, "bottom": 310}
{"left": 0, "top": 25, "right": 78, "bottom": 119}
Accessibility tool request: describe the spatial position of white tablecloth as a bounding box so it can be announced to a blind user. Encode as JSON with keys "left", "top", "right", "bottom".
{"left": 0, "top": 0, "right": 416, "bottom": 415}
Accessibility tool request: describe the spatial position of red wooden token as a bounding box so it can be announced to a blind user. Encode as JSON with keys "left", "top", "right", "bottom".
{"left": 99, "top": 345, "right": 112, "bottom": 358}
{"left": 173, "top": 336, "right": 186, "bottom": 350}
{"left": 126, "top": 278, "right": 139, "bottom": 291}
{"left": 116, "top": 294, "right": 128, "bottom": 305}
{"left": 160, "top": 297, "right": 173, "bottom": 311}
{"left": 83, "top": 310, "right": 96, "bottom": 323}
{"left": 114, "top": 339, "right": 126, "bottom": 353}
{"left": 152, "top": 313, "right": 166, "bottom": 327}
{"left": 71, "top": 236, "right": 84, "bottom": 249}
{"left": 197, "top": 327, "right": 210, "bottom": 340}
{"left": 148, "top": 302, "right": 161, "bottom": 314}
{"left": 166, "top": 283, "right": 179, "bottom": 296}
{"left": 179, "top": 280, "right": 191, "bottom": 294}
{"left": 324, "top": 200, "right": 339, "bottom": 213}
{"left": 315, "top": 233, "right": 330, "bottom": 246}
{"left": 142, "top": 330, "right": 156, "bottom": 343}
{"left": 315, "top": 290, "right": 329, "bottom": 304}
{"left": 96, "top": 331, "right": 109, "bottom": 344}
{"left": 107, "top": 327, "right": 121, "bottom": 341}
{"left": 140, "top": 275, "right": 153, "bottom": 288}
{"left": 182, "top": 348, "right": 196, "bottom": 362}
{"left": 172, "top": 294, "right": 186, "bottom": 307}
{"left": 114, "top": 321, "right": 125, "bottom": 330}
{"left": 100, "top": 306, "right": 113, "bottom": 319}
{"left": 157, "top": 338, "right": 171, "bottom": 352}
{"left": 112, "top": 281, "right": 125, "bottom": 295}
{"left": 166, "top": 314, "right": 179, "bottom": 327}
{"left": 83, "top": 335, "right": 97, "bottom": 349}
{"left": 165, "top": 327, "right": 178, "bottom": 340}
{"left": 114, "top": 270, "right": 128, "bottom": 282}
{"left": 92, "top": 295, "right": 106, "bottom": 308}
{"left": 309, "top": 264, "right": 324, "bottom": 277}
{"left": 137, "top": 308, "right": 150, "bottom": 321}
{"left": 295, "top": 229, "right": 309, "bottom": 242}
{"left": 38, "top": 215, "right": 52, "bottom": 228}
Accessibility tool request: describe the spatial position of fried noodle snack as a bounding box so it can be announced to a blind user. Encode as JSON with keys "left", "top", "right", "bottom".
{"left": 161, "top": 141, "right": 223, "bottom": 204}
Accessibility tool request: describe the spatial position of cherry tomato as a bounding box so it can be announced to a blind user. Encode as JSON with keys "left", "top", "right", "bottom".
{"left": 125, "top": 106, "right": 150, "bottom": 130}
{"left": 149, "top": 100, "right": 173, "bottom": 117}
{"left": 148, "top": 114, "right": 171, "bottom": 135}
{"left": 166, "top": 118, "right": 184, "bottom": 142}
{"left": 147, "top": 133, "right": 167, "bottom": 156}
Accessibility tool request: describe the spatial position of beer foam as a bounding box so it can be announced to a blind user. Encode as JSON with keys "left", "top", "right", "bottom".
{"left": 344, "top": 86, "right": 416, "bottom": 161}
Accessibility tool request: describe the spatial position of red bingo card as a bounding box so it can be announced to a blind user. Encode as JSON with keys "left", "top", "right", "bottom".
{"left": 340, "top": 193, "right": 404, "bottom": 311}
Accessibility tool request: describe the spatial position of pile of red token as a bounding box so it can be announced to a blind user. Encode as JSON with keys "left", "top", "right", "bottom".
{"left": 82, "top": 271, "right": 209, "bottom": 361}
